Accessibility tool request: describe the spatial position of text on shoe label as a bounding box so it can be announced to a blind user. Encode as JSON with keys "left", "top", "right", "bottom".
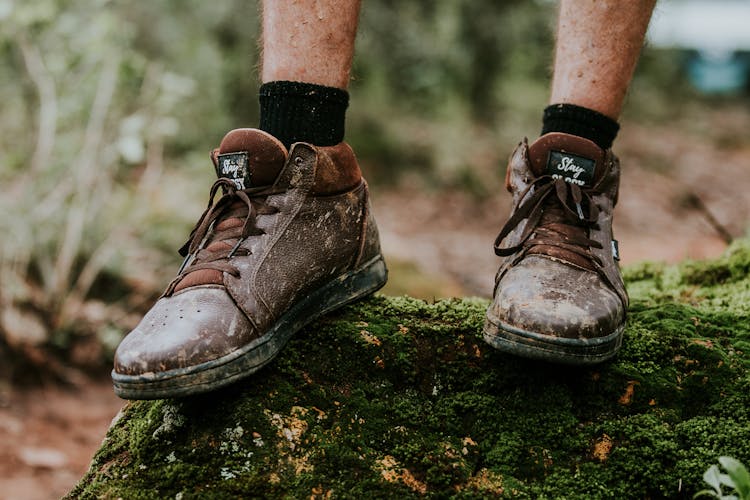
{"left": 216, "top": 152, "right": 252, "bottom": 190}
{"left": 546, "top": 151, "right": 595, "bottom": 187}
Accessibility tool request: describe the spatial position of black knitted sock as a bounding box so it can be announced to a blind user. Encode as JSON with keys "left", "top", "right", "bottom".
{"left": 259, "top": 81, "right": 349, "bottom": 149}
{"left": 541, "top": 103, "right": 620, "bottom": 150}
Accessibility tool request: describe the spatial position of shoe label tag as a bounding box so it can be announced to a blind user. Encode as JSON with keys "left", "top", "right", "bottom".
{"left": 611, "top": 239, "right": 620, "bottom": 261}
{"left": 216, "top": 152, "right": 252, "bottom": 190}
{"left": 546, "top": 151, "right": 596, "bottom": 187}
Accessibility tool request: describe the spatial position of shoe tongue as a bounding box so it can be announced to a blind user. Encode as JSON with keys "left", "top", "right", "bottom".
{"left": 213, "top": 128, "right": 287, "bottom": 189}
{"left": 526, "top": 132, "right": 605, "bottom": 271}
{"left": 527, "top": 132, "right": 605, "bottom": 188}
{"left": 174, "top": 129, "right": 286, "bottom": 294}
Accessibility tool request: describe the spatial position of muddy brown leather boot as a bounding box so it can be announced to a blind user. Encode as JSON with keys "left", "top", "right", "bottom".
{"left": 484, "top": 132, "right": 628, "bottom": 364}
{"left": 112, "top": 129, "right": 387, "bottom": 399}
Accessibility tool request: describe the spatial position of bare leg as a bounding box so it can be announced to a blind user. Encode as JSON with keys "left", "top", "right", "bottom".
{"left": 261, "top": 0, "right": 361, "bottom": 90}
{"left": 550, "top": 0, "right": 656, "bottom": 119}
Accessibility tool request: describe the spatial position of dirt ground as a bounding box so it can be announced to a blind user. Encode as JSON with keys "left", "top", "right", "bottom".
{"left": 1, "top": 117, "right": 749, "bottom": 499}
{"left": 0, "top": 379, "right": 122, "bottom": 500}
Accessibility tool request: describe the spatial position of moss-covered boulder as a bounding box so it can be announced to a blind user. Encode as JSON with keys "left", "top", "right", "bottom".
{"left": 70, "top": 242, "right": 750, "bottom": 499}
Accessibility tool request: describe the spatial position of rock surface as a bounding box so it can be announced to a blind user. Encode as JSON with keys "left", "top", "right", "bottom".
{"left": 69, "top": 242, "right": 750, "bottom": 499}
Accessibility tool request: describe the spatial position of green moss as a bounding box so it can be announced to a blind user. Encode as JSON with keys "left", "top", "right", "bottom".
{"left": 69, "top": 241, "right": 750, "bottom": 499}
{"left": 680, "top": 243, "right": 750, "bottom": 287}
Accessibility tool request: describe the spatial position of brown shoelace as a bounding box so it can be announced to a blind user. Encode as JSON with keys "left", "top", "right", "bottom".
{"left": 494, "top": 175, "right": 603, "bottom": 268}
{"left": 164, "top": 178, "right": 284, "bottom": 296}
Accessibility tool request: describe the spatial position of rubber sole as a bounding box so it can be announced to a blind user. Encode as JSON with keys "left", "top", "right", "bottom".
{"left": 482, "top": 312, "right": 624, "bottom": 365}
{"left": 112, "top": 255, "right": 388, "bottom": 399}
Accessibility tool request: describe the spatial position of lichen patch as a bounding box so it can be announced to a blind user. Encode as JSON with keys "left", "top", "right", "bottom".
{"left": 592, "top": 434, "right": 613, "bottom": 462}
{"left": 375, "top": 455, "right": 428, "bottom": 494}
{"left": 461, "top": 468, "right": 505, "bottom": 495}
{"left": 618, "top": 380, "right": 639, "bottom": 405}
{"left": 359, "top": 329, "right": 382, "bottom": 346}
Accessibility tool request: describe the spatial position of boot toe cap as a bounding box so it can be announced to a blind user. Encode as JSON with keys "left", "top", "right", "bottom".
{"left": 490, "top": 255, "right": 625, "bottom": 339}
{"left": 114, "top": 287, "right": 255, "bottom": 376}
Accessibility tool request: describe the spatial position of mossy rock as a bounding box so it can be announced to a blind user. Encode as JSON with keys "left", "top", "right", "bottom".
{"left": 69, "top": 241, "right": 750, "bottom": 499}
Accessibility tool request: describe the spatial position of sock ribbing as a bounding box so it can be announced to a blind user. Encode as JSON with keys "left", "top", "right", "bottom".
{"left": 541, "top": 103, "right": 620, "bottom": 150}
{"left": 259, "top": 81, "right": 349, "bottom": 149}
